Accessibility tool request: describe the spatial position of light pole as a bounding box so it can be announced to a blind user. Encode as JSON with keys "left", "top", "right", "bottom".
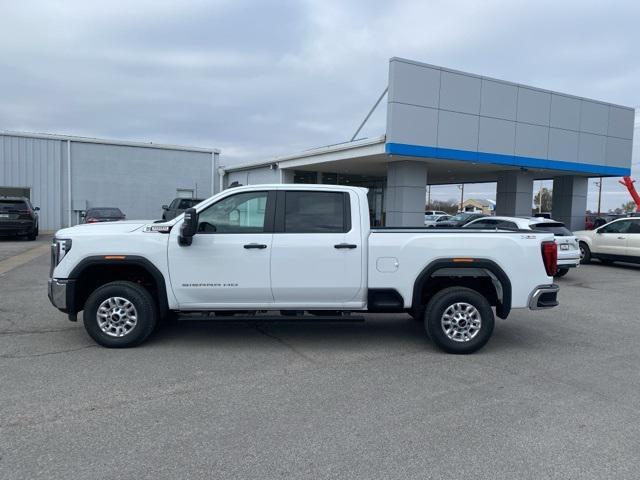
{"left": 427, "top": 185, "right": 431, "bottom": 210}
{"left": 458, "top": 184, "right": 464, "bottom": 212}
{"left": 537, "top": 181, "right": 543, "bottom": 214}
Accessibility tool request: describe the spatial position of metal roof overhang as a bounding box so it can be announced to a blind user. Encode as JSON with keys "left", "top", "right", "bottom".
{"left": 226, "top": 136, "right": 622, "bottom": 185}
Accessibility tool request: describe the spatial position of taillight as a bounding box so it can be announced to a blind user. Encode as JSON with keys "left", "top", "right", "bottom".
{"left": 541, "top": 241, "right": 557, "bottom": 276}
{"left": 86, "top": 218, "right": 97, "bottom": 223}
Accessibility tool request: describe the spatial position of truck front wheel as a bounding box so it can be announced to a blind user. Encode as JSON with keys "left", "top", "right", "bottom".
{"left": 83, "top": 281, "right": 158, "bottom": 348}
{"left": 424, "top": 287, "right": 495, "bottom": 354}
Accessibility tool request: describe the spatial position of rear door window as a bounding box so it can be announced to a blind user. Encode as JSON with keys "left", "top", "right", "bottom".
{"left": 282, "top": 191, "right": 350, "bottom": 233}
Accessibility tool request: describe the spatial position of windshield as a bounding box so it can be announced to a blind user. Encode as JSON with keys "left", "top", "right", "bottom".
{"left": 531, "top": 222, "right": 572, "bottom": 236}
{"left": 88, "top": 208, "right": 123, "bottom": 217}
{"left": 449, "top": 213, "right": 472, "bottom": 222}
{"left": 178, "top": 199, "right": 202, "bottom": 209}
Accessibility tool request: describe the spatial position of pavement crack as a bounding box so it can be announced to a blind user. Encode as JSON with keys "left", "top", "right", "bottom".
{"left": 0, "top": 344, "right": 97, "bottom": 359}
{"left": 254, "top": 324, "right": 320, "bottom": 365}
{"left": 0, "top": 327, "right": 80, "bottom": 337}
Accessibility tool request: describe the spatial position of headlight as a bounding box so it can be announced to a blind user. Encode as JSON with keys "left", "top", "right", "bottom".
{"left": 50, "top": 238, "right": 72, "bottom": 274}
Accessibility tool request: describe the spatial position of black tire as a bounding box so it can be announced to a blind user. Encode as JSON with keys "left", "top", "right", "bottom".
{"left": 579, "top": 242, "right": 591, "bottom": 264}
{"left": 83, "top": 281, "right": 158, "bottom": 348}
{"left": 554, "top": 268, "right": 569, "bottom": 278}
{"left": 27, "top": 225, "right": 38, "bottom": 241}
{"left": 424, "top": 287, "right": 495, "bottom": 354}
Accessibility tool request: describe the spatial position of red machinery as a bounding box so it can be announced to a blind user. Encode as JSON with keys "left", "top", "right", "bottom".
{"left": 619, "top": 176, "right": 640, "bottom": 213}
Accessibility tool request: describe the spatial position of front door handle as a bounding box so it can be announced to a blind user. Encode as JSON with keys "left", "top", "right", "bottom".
{"left": 244, "top": 243, "right": 267, "bottom": 249}
{"left": 334, "top": 243, "right": 357, "bottom": 249}
{"left": 617, "top": 236, "right": 626, "bottom": 240}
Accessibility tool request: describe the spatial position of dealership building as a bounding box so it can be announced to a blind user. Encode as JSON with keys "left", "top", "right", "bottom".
{"left": 0, "top": 131, "right": 220, "bottom": 231}
{"left": 222, "top": 57, "right": 635, "bottom": 230}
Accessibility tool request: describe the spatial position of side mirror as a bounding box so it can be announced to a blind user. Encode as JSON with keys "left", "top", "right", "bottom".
{"left": 162, "top": 205, "right": 169, "bottom": 210}
{"left": 179, "top": 208, "right": 198, "bottom": 246}
{"left": 34, "top": 206, "right": 40, "bottom": 211}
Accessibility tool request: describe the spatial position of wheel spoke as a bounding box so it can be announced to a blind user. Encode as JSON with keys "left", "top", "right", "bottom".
{"left": 96, "top": 296, "right": 138, "bottom": 338}
{"left": 441, "top": 301, "right": 482, "bottom": 343}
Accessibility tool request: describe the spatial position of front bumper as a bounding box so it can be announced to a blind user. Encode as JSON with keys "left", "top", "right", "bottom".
{"left": 48, "top": 278, "right": 70, "bottom": 312}
{"left": 528, "top": 284, "right": 559, "bottom": 310}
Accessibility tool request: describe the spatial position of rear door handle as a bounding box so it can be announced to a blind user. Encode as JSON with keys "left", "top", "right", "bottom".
{"left": 334, "top": 243, "right": 357, "bottom": 249}
{"left": 244, "top": 243, "right": 267, "bottom": 249}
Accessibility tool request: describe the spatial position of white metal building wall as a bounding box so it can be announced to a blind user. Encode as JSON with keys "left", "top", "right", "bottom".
{"left": 0, "top": 132, "right": 220, "bottom": 231}
{"left": 0, "top": 135, "right": 64, "bottom": 231}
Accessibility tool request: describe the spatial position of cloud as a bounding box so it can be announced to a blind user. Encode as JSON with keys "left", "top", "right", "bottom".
{"left": 0, "top": 0, "right": 638, "bottom": 211}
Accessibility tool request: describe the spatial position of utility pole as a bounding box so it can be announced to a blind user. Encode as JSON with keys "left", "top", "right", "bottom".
{"left": 427, "top": 185, "right": 431, "bottom": 210}
{"left": 458, "top": 184, "right": 465, "bottom": 212}
{"left": 594, "top": 178, "right": 603, "bottom": 215}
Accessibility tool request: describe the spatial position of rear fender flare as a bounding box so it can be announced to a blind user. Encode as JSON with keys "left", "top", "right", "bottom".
{"left": 411, "top": 259, "right": 512, "bottom": 319}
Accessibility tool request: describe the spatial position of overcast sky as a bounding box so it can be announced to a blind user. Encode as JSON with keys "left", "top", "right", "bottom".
{"left": 1, "top": 0, "right": 638, "bottom": 211}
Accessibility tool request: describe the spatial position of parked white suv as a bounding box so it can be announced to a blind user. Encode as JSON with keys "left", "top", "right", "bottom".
{"left": 574, "top": 217, "right": 640, "bottom": 265}
{"left": 48, "top": 185, "right": 559, "bottom": 354}
{"left": 463, "top": 216, "right": 580, "bottom": 277}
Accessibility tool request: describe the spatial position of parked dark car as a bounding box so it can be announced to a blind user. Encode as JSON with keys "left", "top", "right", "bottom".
{"left": 0, "top": 197, "right": 39, "bottom": 240}
{"left": 82, "top": 207, "right": 126, "bottom": 223}
{"left": 434, "top": 212, "right": 486, "bottom": 228}
{"left": 161, "top": 198, "right": 204, "bottom": 221}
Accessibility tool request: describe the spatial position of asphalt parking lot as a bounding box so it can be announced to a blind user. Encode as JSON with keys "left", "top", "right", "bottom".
{"left": 1, "top": 239, "right": 640, "bottom": 480}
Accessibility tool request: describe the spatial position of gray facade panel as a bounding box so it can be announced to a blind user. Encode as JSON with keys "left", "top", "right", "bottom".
{"left": 516, "top": 87, "right": 551, "bottom": 126}
{"left": 437, "top": 110, "right": 479, "bottom": 151}
{"left": 548, "top": 128, "right": 579, "bottom": 162}
{"left": 550, "top": 94, "right": 581, "bottom": 131}
{"left": 605, "top": 137, "right": 633, "bottom": 168}
{"left": 480, "top": 79, "right": 517, "bottom": 121}
{"left": 515, "top": 123, "right": 549, "bottom": 159}
{"left": 578, "top": 132, "right": 607, "bottom": 165}
{"left": 439, "top": 71, "right": 481, "bottom": 115}
{"left": 580, "top": 101, "right": 609, "bottom": 135}
{"left": 385, "top": 58, "right": 633, "bottom": 174}
{"left": 478, "top": 117, "right": 515, "bottom": 156}
{"left": 388, "top": 61, "right": 440, "bottom": 108}
{"left": 608, "top": 106, "right": 635, "bottom": 139}
{"left": 387, "top": 103, "right": 438, "bottom": 146}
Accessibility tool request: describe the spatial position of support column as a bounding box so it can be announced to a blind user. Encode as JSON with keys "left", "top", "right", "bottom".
{"left": 551, "top": 176, "right": 588, "bottom": 231}
{"left": 385, "top": 160, "right": 427, "bottom": 226}
{"left": 495, "top": 171, "right": 535, "bottom": 217}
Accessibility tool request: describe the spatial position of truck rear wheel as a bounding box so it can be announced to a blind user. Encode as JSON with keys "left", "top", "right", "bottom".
{"left": 424, "top": 287, "right": 494, "bottom": 354}
{"left": 83, "top": 281, "right": 158, "bottom": 348}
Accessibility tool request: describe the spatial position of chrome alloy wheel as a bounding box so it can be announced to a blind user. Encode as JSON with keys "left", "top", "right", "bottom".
{"left": 97, "top": 297, "right": 138, "bottom": 337}
{"left": 579, "top": 245, "right": 586, "bottom": 260}
{"left": 441, "top": 302, "right": 482, "bottom": 342}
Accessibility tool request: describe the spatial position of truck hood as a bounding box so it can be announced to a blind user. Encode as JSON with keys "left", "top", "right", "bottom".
{"left": 55, "top": 220, "right": 156, "bottom": 237}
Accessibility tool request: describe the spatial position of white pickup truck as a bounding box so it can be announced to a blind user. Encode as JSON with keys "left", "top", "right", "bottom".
{"left": 48, "top": 185, "right": 559, "bottom": 354}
